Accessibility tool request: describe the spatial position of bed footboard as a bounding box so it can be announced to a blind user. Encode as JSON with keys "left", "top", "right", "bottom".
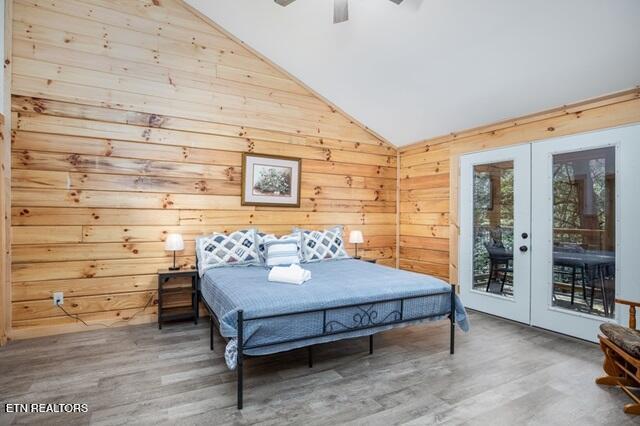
{"left": 233, "top": 284, "right": 458, "bottom": 409}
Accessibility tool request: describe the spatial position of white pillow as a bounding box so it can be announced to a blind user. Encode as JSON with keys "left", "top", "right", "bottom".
{"left": 265, "top": 238, "right": 301, "bottom": 267}
{"left": 262, "top": 233, "right": 302, "bottom": 267}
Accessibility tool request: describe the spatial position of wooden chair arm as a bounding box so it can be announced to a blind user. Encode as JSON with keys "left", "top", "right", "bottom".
{"left": 616, "top": 299, "right": 640, "bottom": 307}
{"left": 616, "top": 299, "right": 639, "bottom": 330}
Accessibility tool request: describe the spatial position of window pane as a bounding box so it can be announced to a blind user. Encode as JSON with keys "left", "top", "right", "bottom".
{"left": 552, "top": 147, "right": 615, "bottom": 318}
{"left": 472, "top": 161, "right": 514, "bottom": 298}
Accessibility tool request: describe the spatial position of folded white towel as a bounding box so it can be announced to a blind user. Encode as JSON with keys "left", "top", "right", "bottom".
{"left": 267, "top": 264, "right": 311, "bottom": 285}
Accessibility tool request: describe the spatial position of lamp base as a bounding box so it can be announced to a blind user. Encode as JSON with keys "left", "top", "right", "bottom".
{"left": 168, "top": 251, "right": 180, "bottom": 271}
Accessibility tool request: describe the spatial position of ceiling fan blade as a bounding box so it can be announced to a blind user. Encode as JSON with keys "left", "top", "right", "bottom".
{"left": 274, "top": 0, "right": 296, "bottom": 6}
{"left": 389, "top": 0, "right": 404, "bottom": 4}
{"left": 334, "top": 0, "right": 349, "bottom": 24}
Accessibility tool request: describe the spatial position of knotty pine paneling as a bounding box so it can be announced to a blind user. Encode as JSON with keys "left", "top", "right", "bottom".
{"left": 398, "top": 89, "right": 640, "bottom": 283}
{"left": 1, "top": 113, "right": 8, "bottom": 346}
{"left": 9, "top": 0, "right": 397, "bottom": 339}
{"left": 1, "top": 0, "right": 12, "bottom": 347}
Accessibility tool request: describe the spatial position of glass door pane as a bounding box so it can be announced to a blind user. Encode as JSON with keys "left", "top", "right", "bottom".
{"left": 552, "top": 147, "right": 615, "bottom": 318}
{"left": 473, "top": 161, "right": 514, "bottom": 298}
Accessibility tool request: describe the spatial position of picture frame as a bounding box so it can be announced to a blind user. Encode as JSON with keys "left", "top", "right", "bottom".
{"left": 241, "top": 153, "right": 302, "bottom": 208}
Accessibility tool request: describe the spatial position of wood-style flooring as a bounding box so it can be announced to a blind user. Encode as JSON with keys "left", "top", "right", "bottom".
{"left": 0, "top": 311, "right": 634, "bottom": 425}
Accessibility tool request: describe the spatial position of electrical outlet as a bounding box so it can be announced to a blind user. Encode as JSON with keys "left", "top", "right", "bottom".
{"left": 53, "top": 292, "right": 64, "bottom": 306}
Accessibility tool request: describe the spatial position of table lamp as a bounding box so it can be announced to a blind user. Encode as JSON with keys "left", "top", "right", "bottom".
{"left": 164, "top": 233, "right": 184, "bottom": 270}
{"left": 349, "top": 230, "right": 364, "bottom": 259}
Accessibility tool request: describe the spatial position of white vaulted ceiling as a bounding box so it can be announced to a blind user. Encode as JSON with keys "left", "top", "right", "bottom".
{"left": 187, "top": 0, "right": 640, "bottom": 146}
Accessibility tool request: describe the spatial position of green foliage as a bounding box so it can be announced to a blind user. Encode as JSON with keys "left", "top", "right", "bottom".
{"left": 552, "top": 157, "right": 610, "bottom": 244}
{"left": 472, "top": 168, "right": 514, "bottom": 282}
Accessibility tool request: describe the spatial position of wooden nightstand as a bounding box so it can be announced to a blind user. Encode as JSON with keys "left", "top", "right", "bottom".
{"left": 355, "top": 257, "right": 377, "bottom": 264}
{"left": 157, "top": 268, "right": 198, "bottom": 329}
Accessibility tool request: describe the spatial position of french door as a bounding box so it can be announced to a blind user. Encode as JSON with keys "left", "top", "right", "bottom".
{"left": 459, "top": 144, "right": 531, "bottom": 324}
{"left": 530, "top": 125, "right": 640, "bottom": 341}
{"left": 459, "top": 124, "right": 640, "bottom": 342}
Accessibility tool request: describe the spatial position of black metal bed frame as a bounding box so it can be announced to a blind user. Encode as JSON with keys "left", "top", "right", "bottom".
{"left": 195, "top": 259, "right": 457, "bottom": 410}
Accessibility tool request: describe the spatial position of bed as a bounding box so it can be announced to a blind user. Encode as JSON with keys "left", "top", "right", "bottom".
{"left": 197, "top": 258, "right": 469, "bottom": 409}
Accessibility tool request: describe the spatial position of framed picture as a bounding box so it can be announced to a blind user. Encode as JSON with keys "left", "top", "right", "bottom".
{"left": 241, "top": 153, "right": 302, "bottom": 207}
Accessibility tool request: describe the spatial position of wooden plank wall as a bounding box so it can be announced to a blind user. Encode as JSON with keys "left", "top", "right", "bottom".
{"left": 9, "top": 0, "right": 397, "bottom": 339}
{"left": 1, "top": 112, "right": 7, "bottom": 345}
{"left": 1, "top": 0, "right": 11, "bottom": 347}
{"left": 398, "top": 89, "right": 640, "bottom": 284}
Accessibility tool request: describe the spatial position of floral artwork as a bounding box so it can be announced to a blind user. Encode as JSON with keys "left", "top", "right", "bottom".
{"left": 242, "top": 154, "right": 301, "bottom": 207}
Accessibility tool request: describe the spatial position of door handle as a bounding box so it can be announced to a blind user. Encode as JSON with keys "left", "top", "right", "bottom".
{"left": 519, "top": 245, "right": 528, "bottom": 253}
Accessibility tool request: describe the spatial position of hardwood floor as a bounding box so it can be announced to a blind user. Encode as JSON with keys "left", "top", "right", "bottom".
{"left": 0, "top": 311, "right": 634, "bottom": 425}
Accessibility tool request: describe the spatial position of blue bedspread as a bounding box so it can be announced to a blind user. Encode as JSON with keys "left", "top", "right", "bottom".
{"left": 200, "top": 259, "right": 469, "bottom": 359}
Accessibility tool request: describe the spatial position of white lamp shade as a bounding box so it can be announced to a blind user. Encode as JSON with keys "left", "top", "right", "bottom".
{"left": 349, "top": 230, "right": 364, "bottom": 244}
{"left": 164, "top": 233, "right": 184, "bottom": 251}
